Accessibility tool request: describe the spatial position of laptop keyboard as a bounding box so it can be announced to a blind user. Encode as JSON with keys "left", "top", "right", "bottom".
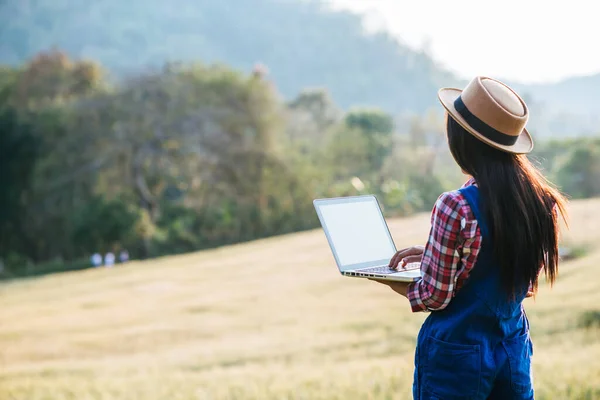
{"left": 358, "top": 263, "right": 420, "bottom": 275}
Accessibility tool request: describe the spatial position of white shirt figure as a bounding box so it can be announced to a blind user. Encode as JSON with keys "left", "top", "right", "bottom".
{"left": 104, "top": 252, "right": 115, "bottom": 267}
{"left": 91, "top": 253, "right": 102, "bottom": 267}
{"left": 119, "top": 250, "right": 129, "bottom": 263}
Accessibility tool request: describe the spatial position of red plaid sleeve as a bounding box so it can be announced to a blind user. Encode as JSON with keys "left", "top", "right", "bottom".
{"left": 406, "top": 183, "right": 482, "bottom": 312}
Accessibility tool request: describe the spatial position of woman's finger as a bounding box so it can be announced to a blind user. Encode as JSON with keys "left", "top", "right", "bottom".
{"left": 389, "top": 249, "right": 405, "bottom": 268}
{"left": 401, "top": 254, "right": 423, "bottom": 266}
{"left": 390, "top": 250, "right": 410, "bottom": 269}
{"left": 389, "top": 253, "right": 401, "bottom": 269}
{"left": 399, "top": 246, "right": 424, "bottom": 258}
{"left": 390, "top": 246, "right": 424, "bottom": 269}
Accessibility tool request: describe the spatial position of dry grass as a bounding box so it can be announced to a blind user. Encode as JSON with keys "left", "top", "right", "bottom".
{"left": 1, "top": 199, "right": 599, "bottom": 400}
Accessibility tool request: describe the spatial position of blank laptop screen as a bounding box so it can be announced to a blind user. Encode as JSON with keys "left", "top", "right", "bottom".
{"left": 317, "top": 198, "right": 396, "bottom": 270}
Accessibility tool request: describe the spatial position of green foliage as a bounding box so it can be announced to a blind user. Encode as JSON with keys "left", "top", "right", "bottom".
{"left": 345, "top": 109, "right": 394, "bottom": 134}
{"left": 10, "top": 49, "right": 105, "bottom": 108}
{"left": 325, "top": 125, "right": 371, "bottom": 180}
{"left": 286, "top": 88, "right": 341, "bottom": 147}
{"left": 1, "top": 257, "right": 91, "bottom": 279}
{"left": 324, "top": 109, "right": 396, "bottom": 184}
{"left": 2, "top": 48, "right": 600, "bottom": 279}
{"left": 377, "top": 163, "right": 448, "bottom": 217}
{"left": 579, "top": 310, "right": 600, "bottom": 329}
{"left": 0, "top": 106, "right": 39, "bottom": 257}
{"left": 345, "top": 109, "right": 395, "bottom": 173}
{"left": 533, "top": 138, "right": 600, "bottom": 198}
{"left": 0, "top": 66, "right": 19, "bottom": 102}
{"left": 288, "top": 88, "right": 341, "bottom": 131}
{"left": 555, "top": 144, "right": 600, "bottom": 199}
{"left": 380, "top": 180, "right": 424, "bottom": 216}
{"left": 71, "top": 196, "right": 139, "bottom": 253}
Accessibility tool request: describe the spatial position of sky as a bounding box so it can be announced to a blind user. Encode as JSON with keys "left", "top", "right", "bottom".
{"left": 328, "top": 0, "right": 600, "bottom": 84}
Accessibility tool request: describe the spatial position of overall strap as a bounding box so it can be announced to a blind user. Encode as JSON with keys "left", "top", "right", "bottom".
{"left": 458, "top": 185, "right": 489, "bottom": 239}
{"left": 457, "top": 184, "right": 526, "bottom": 319}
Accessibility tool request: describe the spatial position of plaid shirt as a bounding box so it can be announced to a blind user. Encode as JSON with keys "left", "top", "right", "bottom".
{"left": 406, "top": 178, "right": 482, "bottom": 312}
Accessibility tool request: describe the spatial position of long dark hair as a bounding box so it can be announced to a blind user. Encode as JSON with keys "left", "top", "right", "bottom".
{"left": 446, "top": 115, "right": 568, "bottom": 297}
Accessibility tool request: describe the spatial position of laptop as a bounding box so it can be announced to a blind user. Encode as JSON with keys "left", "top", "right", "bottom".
{"left": 313, "top": 195, "right": 421, "bottom": 282}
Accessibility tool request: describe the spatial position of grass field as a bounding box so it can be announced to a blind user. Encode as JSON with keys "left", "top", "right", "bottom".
{"left": 1, "top": 198, "right": 600, "bottom": 400}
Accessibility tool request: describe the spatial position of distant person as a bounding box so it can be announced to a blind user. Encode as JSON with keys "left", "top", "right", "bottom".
{"left": 90, "top": 253, "right": 102, "bottom": 267}
{"left": 119, "top": 250, "right": 129, "bottom": 263}
{"left": 104, "top": 252, "right": 115, "bottom": 267}
{"left": 370, "top": 77, "right": 568, "bottom": 399}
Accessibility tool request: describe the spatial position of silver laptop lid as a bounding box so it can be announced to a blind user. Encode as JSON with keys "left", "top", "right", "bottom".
{"left": 313, "top": 195, "right": 397, "bottom": 272}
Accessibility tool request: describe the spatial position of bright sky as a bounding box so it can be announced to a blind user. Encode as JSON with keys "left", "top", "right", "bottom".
{"left": 328, "top": 0, "right": 600, "bottom": 83}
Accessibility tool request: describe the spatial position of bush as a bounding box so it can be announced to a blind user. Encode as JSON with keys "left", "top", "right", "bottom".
{"left": 579, "top": 310, "right": 600, "bottom": 329}
{"left": 1, "top": 257, "right": 91, "bottom": 279}
{"left": 71, "top": 196, "right": 140, "bottom": 254}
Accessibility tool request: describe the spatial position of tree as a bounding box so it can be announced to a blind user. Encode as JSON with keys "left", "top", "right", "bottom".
{"left": 0, "top": 107, "right": 38, "bottom": 259}
{"left": 325, "top": 124, "right": 371, "bottom": 180}
{"left": 71, "top": 196, "right": 139, "bottom": 253}
{"left": 0, "top": 51, "right": 106, "bottom": 264}
{"left": 555, "top": 141, "right": 600, "bottom": 198}
{"left": 344, "top": 108, "right": 395, "bottom": 173}
{"left": 287, "top": 88, "right": 341, "bottom": 142}
{"left": 57, "top": 63, "right": 287, "bottom": 255}
{"left": 11, "top": 48, "right": 104, "bottom": 109}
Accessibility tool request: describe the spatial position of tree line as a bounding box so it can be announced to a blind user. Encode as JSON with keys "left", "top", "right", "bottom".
{"left": 1, "top": 50, "right": 599, "bottom": 278}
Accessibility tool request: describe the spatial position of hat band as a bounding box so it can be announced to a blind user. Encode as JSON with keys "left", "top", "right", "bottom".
{"left": 454, "top": 96, "right": 519, "bottom": 146}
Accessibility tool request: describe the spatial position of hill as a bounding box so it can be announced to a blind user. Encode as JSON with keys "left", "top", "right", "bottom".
{"left": 2, "top": 0, "right": 600, "bottom": 136}
{"left": 0, "top": 0, "right": 459, "bottom": 114}
{"left": 1, "top": 198, "right": 599, "bottom": 399}
{"left": 518, "top": 74, "right": 600, "bottom": 115}
{"left": 512, "top": 75, "right": 600, "bottom": 137}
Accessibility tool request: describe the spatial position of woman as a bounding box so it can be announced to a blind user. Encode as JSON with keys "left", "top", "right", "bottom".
{"left": 372, "top": 76, "right": 567, "bottom": 399}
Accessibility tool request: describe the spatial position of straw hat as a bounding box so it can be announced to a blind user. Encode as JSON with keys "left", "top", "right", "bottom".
{"left": 438, "top": 76, "right": 533, "bottom": 154}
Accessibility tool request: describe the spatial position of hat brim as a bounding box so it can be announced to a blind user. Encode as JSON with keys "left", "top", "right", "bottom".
{"left": 438, "top": 88, "right": 534, "bottom": 154}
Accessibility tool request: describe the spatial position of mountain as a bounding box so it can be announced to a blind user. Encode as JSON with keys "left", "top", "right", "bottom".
{"left": 517, "top": 74, "right": 600, "bottom": 115}
{"left": 510, "top": 75, "right": 600, "bottom": 138}
{"left": 0, "top": 0, "right": 460, "bottom": 114}
{"left": 1, "top": 0, "right": 598, "bottom": 137}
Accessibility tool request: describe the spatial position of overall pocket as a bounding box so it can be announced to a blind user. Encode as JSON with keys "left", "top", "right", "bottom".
{"left": 503, "top": 331, "right": 534, "bottom": 394}
{"left": 423, "top": 336, "right": 481, "bottom": 399}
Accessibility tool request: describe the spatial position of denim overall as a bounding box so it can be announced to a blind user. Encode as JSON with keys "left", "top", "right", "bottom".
{"left": 413, "top": 185, "right": 534, "bottom": 399}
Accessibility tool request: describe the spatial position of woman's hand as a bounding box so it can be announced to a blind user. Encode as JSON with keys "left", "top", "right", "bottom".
{"left": 368, "top": 245, "right": 424, "bottom": 300}
{"left": 369, "top": 279, "right": 411, "bottom": 298}
{"left": 389, "top": 245, "right": 425, "bottom": 270}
